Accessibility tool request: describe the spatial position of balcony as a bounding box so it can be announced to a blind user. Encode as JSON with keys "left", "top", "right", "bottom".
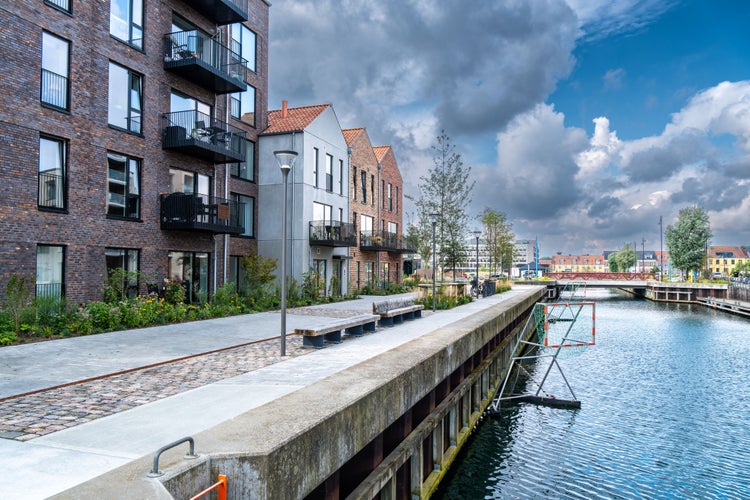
{"left": 163, "top": 31, "right": 247, "bottom": 94}
{"left": 181, "top": 0, "right": 248, "bottom": 25}
{"left": 162, "top": 110, "right": 246, "bottom": 163}
{"left": 160, "top": 193, "right": 244, "bottom": 235}
{"left": 309, "top": 221, "right": 358, "bottom": 247}
{"left": 360, "top": 230, "right": 411, "bottom": 253}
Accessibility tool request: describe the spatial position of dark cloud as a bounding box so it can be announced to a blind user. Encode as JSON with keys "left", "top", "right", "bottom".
{"left": 587, "top": 195, "right": 623, "bottom": 218}
{"left": 622, "top": 129, "right": 711, "bottom": 182}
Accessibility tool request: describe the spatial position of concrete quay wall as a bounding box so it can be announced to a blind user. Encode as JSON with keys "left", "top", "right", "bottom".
{"left": 54, "top": 287, "right": 544, "bottom": 499}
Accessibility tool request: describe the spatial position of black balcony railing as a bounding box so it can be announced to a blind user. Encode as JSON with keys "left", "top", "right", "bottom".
{"left": 163, "top": 31, "right": 247, "bottom": 94}
{"left": 41, "top": 69, "right": 69, "bottom": 110}
{"left": 360, "top": 230, "right": 412, "bottom": 253}
{"left": 162, "top": 110, "right": 246, "bottom": 163}
{"left": 181, "top": 0, "right": 248, "bottom": 24}
{"left": 160, "top": 193, "right": 244, "bottom": 235}
{"left": 309, "top": 221, "right": 358, "bottom": 247}
{"left": 38, "top": 171, "right": 66, "bottom": 209}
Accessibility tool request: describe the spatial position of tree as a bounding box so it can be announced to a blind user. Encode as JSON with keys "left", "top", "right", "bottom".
{"left": 665, "top": 206, "right": 712, "bottom": 279}
{"left": 404, "top": 223, "right": 431, "bottom": 274}
{"left": 481, "top": 209, "right": 514, "bottom": 275}
{"left": 408, "top": 131, "right": 475, "bottom": 280}
{"left": 609, "top": 244, "right": 636, "bottom": 272}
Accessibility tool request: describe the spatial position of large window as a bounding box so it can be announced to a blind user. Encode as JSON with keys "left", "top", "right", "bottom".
{"left": 231, "top": 24, "right": 256, "bottom": 72}
{"left": 339, "top": 159, "right": 344, "bottom": 195}
{"left": 38, "top": 135, "right": 67, "bottom": 210}
{"left": 387, "top": 183, "right": 393, "bottom": 211}
{"left": 360, "top": 171, "right": 367, "bottom": 202}
{"left": 313, "top": 202, "right": 332, "bottom": 223}
{"left": 41, "top": 32, "right": 70, "bottom": 110}
{"left": 230, "top": 140, "right": 255, "bottom": 181}
{"left": 169, "top": 168, "right": 209, "bottom": 198}
{"left": 110, "top": 0, "right": 143, "bottom": 49}
{"left": 325, "top": 154, "right": 334, "bottom": 192}
{"left": 228, "top": 256, "right": 247, "bottom": 295}
{"left": 105, "top": 248, "right": 139, "bottom": 298}
{"left": 107, "top": 152, "right": 140, "bottom": 218}
{"left": 230, "top": 85, "right": 255, "bottom": 124}
{"left": 168, "top": 251, "right": 209, "bottom": 303}
{"left": 360, "top": 214, "right": 373, "bottom": 233}
{"left": 353, "top": 167, "right": 357, "bottom": 201}
{"left": 36, "top": 245, "right": 64, "bottom": 298}
{"left": 108, "top": 62, "right": 142, "bottom": 133}
{"left": 231, "top": 193, "right": 254, "bottom": 237}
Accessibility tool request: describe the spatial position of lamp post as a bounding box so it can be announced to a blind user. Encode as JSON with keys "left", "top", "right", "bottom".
{"left": 473, "top": 230, "right": 481, "bottom": 298}
{"left": 659, "top": 216, "right": 663, "bottom": 281}
{"left": 274, "top": 150, "right": 297, "bottom": 356}
{"left": 429, "top": 213, "right": 439, "bottom": 312}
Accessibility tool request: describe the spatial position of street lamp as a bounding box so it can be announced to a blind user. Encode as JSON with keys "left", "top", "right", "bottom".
{"left": 429, "top": 213, "right": 439, "bottom": 312}
{"left": 473, "top": 230, "right": 481, "bottom": 298}
{"left": 274, "top": 149, "right": 298, "bottom": 356}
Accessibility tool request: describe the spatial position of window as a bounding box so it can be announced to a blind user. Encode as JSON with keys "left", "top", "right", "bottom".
{"left": 361, "top": 171, "right": 367, "bottom": 202}
{"left": 41, "top": 32, "right": 70, "bottom": 110}
{"left": 388, "top": 222, "right": 398, "bottom": 234}
{"left": 105, "top": 247, "right": 139, "bottom": 299}
{"left": 228, "top": 256, "right": 247, "bottom": 294}
{"left": 371, "top": 174, "right": 375, "bottom": 205}
{"left": 107, "top": 152, "right": 140, "bottom": 218}
{"left": 353, "top": 167, "right": 357, "bottom": 200}
{"left": 382, "top": 180, "right": 386, "bottom": 209}
{"left": 388, "top": 183, "right": 393, "bottom": 211}
{"left": 168, "top": 251, "right": 209, "bottom": 303}
{"left": 231, "top": 193, "right": 254, "bottom": 237}
{"left": 38, "top": 135, "right": 67, "bottom": 210}
{"left": 395, "top": 186, "right": 399, "bottom": 213}
{"left": 231, "top": 24, "right": 256, "bottom": 73}
{"left": 339, "top": 159, "right": 344, "bottom": 195}
{"left": 360, "top": 214, "right": 373, "bottom": 233}
{"left": 36, "top": 245, "right": 64, "bottom": 298}
{"left": 313, "top": 202, "right": 332, "bottom": 223}
{"left": 110, "top": 0, "right": 143, "bottom": 49}
{"left": 45, "top": 0, "right": 71, "bottom": 13}
{"left": 313, "top": 148, "right": 319, "bottom": 187}
{"left": 364, "top": 262, "right": 374, "bottom": 286}
{"left": 108, "top": 62, "right": 142, "bottom": 133}
{"left": 230, "top": 140, "right": 255, "bottom": 181}
{"left": 325, "top": 154, "right": 333, "bottom": 192}
{"left": 169, "top": 168, "right": 210, "bottom": 203}
{"left": 230, "top": 85, "right": 256, "bottom": 124}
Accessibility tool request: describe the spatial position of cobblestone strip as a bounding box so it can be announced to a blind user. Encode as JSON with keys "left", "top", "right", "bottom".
{"left": 0, "top": 336, "right": 309, "bottom": 442}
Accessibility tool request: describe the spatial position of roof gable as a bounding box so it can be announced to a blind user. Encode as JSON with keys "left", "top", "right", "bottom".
{"left": 264, "top": 104, "right": 330, "bottom": 134}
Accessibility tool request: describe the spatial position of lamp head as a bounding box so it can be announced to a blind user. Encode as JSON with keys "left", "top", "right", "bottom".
{"left": 429, "top": 212, "right": 440, "bottom": 224}
{"left": 274, "top": 150, "right": 298, "bottom": 173}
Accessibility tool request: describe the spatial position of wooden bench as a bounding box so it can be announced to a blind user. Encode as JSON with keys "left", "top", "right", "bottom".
{"left": 294, "top": 314, "right": 379, "bottom": 349}
{"left": 372, "top": 298, "right": 424, "bottom": 327}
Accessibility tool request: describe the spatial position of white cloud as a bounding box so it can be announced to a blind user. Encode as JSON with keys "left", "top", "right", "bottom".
{"left": 603, "top": 68, "right": 626, "bottom": 89}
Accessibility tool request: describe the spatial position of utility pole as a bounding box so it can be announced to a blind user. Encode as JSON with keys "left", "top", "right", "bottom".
{"left": 641, "top": 238, "right": 646, "bottom": 274}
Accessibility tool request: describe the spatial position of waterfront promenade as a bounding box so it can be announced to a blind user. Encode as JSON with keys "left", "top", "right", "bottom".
{"left": 0, "top": 290, "right": 534, "bottom": 499}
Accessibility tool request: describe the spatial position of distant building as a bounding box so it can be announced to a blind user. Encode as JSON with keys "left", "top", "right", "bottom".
{"left": 708, "top": 246, "right": 750, "bottom": 276}
{"left": 550, "top": 254, "right": 606, "bottom": 273}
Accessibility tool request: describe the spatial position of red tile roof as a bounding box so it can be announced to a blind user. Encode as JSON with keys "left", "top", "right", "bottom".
{"left": 373, "top": 145, "right": 391, "bottom": 163}
{"left": 342, "top": 127, "right": 364, "bottom": 145}
{"left": 264, "top": 104, "right": 330, "bottom": 134}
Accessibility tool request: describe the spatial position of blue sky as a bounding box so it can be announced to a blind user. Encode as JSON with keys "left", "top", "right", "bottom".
{"left": 269, "top": 1, "right": 750, "bottom": 257}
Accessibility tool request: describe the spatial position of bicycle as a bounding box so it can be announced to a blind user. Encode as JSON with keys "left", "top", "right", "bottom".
{"left": 470, "top": 278, "right": 483, "bottom": 298}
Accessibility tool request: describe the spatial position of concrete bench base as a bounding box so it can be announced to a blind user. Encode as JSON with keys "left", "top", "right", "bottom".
{"left": 295, "top": 314, "right": 379, "bottom": 349}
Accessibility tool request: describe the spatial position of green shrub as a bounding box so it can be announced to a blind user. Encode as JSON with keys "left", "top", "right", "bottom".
{"left": 3, "top": 275, "right": 33, "bottom": 335}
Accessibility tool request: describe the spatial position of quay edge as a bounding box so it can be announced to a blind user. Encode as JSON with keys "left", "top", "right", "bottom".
{"left": 50, "top": 286, "right": 545, "bottom": 499}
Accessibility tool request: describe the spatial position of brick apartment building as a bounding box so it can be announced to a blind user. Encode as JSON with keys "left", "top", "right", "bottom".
{"left": 0, "top": 0, "right": 269, "bottom": 302}
{"left": 344, "top": 128, "right": 407, "bottom": 288}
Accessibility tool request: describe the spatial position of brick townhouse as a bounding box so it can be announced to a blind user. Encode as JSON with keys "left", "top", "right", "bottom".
{"left": 0, "top": 0, "right": 269, "bottom": 302}
{"left": 344, "top": 127, "right": 407, "bottom": 289}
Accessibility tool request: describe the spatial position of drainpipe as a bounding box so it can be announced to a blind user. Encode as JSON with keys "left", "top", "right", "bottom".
{"left": 376, "top": 162, "right": 381, "bottom": 289}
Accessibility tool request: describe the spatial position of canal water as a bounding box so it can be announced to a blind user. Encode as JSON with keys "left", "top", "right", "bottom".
{"left": 436, "top": 289, "right": 750, "bottom": 499}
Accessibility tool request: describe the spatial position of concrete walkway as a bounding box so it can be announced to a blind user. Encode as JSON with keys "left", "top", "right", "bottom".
{"left": 0, "top": 290, "right": 536, "bottom": 499}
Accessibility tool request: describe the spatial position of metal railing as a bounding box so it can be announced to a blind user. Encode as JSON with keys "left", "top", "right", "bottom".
{"left": 148, "top": 436, "right": 198, "bottom": 477}
{"left": 162, "top": 110, "right": 247, "bottom": 162}
{"left": 36, "top": 282, "right": 62, "bottom": 298}
{"left": 309, "top": 220, "right": 358, "bottom": 246}
{"left": 190, "top": 474, "right": 227, "bottom": 500}
{"left": 161, "top": 192, "right": 244, "bottom": 234}
{"left": 163, "top": 31, "right": 248, "bottom": 84}
{"left": 41, "top": 69, "right": 69, "bottom": 110}
{"left": 360, "top": 230, "right": 410, "bottom": 252}
{"left": 38, "top": 171, "right": 65, "bottom": 209}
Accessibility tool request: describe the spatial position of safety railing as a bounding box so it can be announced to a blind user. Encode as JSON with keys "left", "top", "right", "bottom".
{"left": 147, "top": 436, "right": 198, "bottom": 477}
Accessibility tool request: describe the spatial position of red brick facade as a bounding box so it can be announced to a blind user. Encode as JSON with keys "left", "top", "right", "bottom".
{"left": 344, "top": 128, "right": 405, "bottom": 288}
{"left": 0, "top": 0, "right": 268, "bottom": 302}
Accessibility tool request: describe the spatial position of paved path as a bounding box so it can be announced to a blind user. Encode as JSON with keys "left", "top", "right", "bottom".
{"left": 0, "top": 290, "right": 535, "bottom": 499}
